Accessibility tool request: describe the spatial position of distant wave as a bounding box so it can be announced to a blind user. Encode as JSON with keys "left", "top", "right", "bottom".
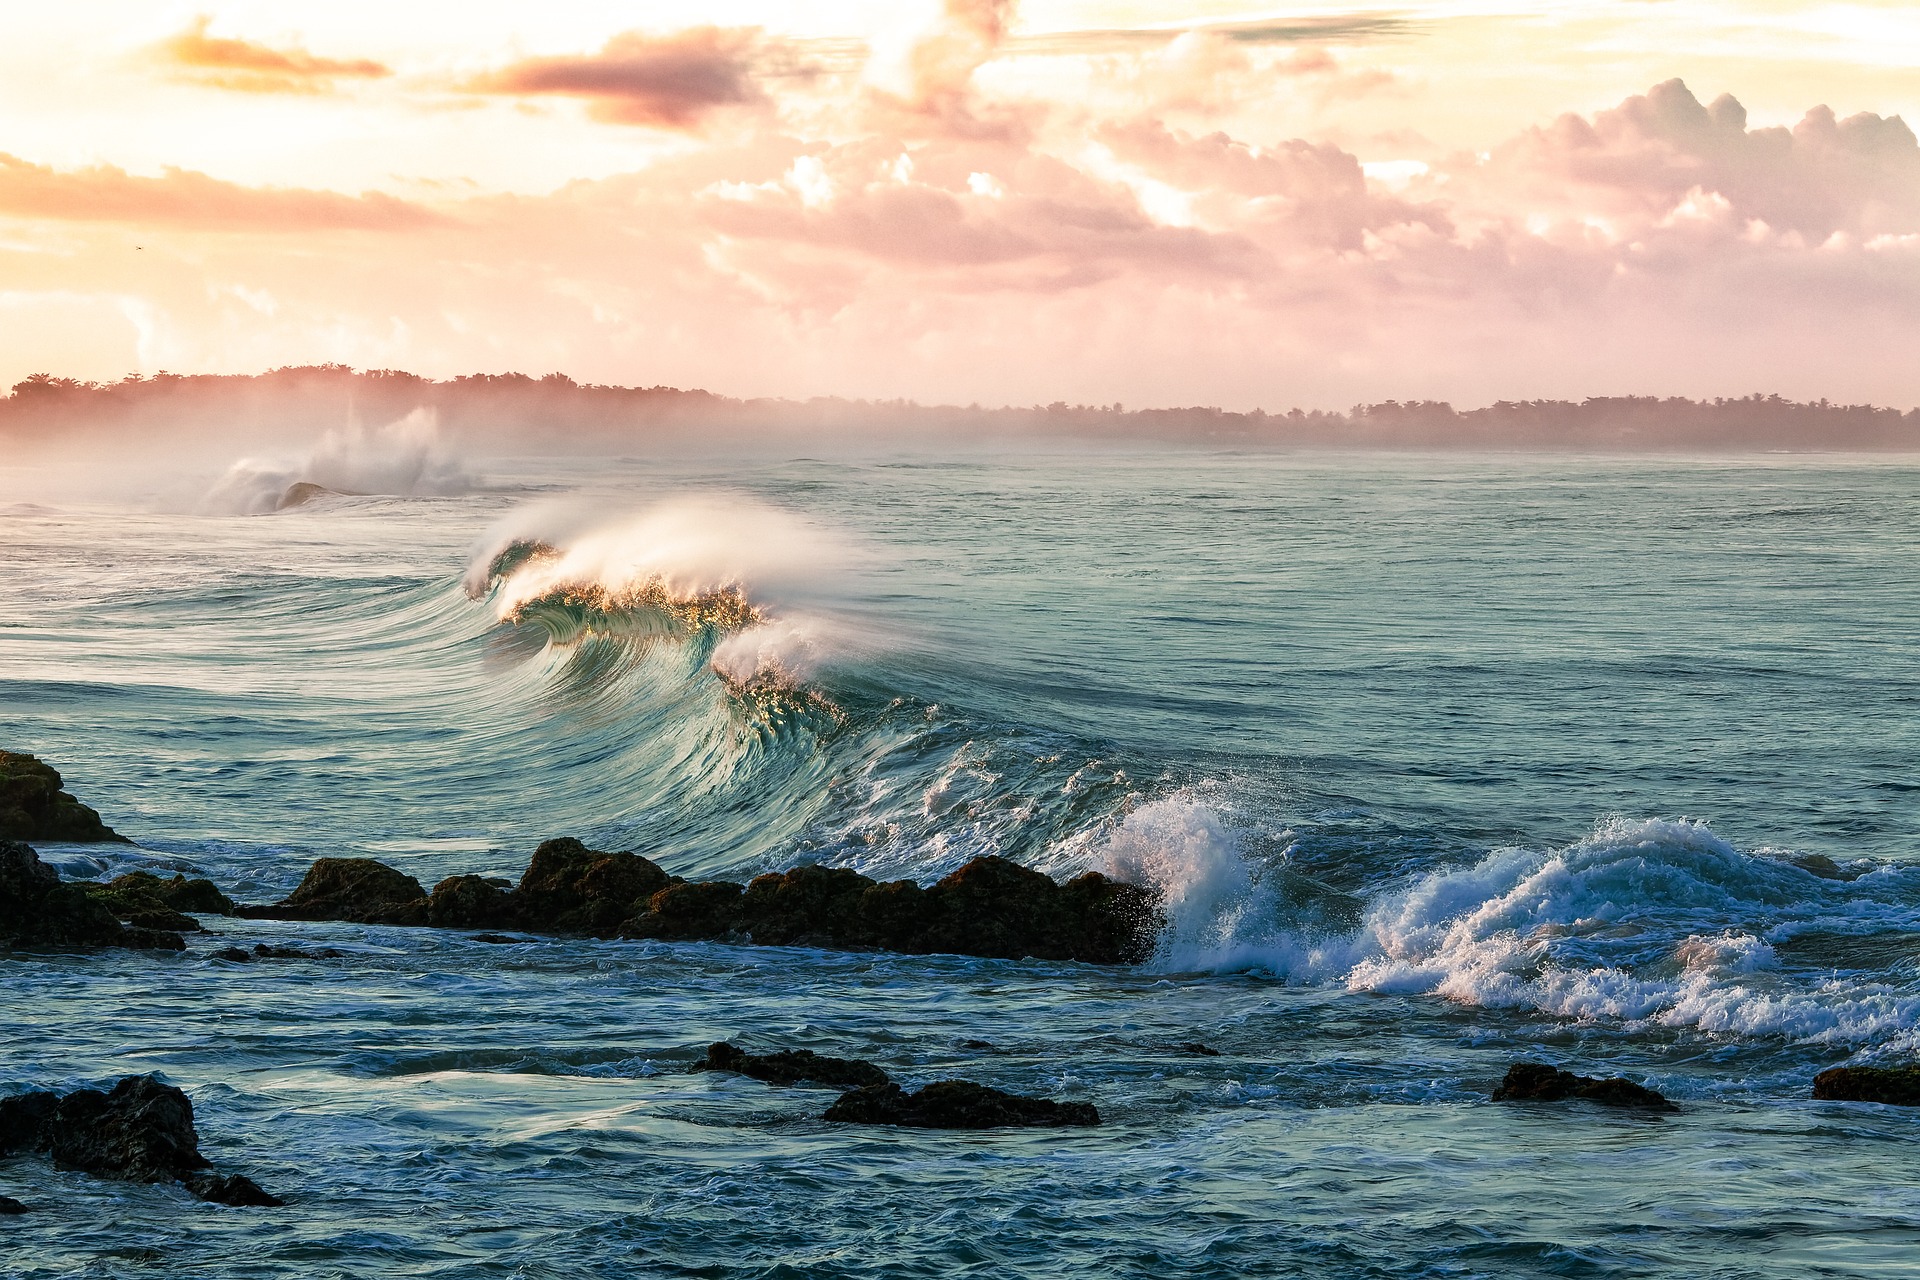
{"left": 1124, "top": 807, "right": 1920, "bottom": 1048}
{"left": 203, "top": 408, "right": 474, "bottom": 514}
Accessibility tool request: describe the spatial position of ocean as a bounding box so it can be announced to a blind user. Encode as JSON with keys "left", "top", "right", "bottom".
{"left": 3, "top": 447, "right": 1919, "bottom": 1278}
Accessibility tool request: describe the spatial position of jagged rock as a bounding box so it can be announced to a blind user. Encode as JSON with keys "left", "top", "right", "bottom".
{"left": 1492, "top": 1063, "right": 1676, "bottom": 1110}
{"left": 185, "top": 1172, "right": 285, "bottom": 1207}
{"left": 265, "top": 858, "right": 427, "bottom": 925}
{"left": 824, "top": 1080, "right": 1101, "bottom": 1129}
{"left": 0, "top": 1076, "right": 280, "bottom": 1206}
{"left": 880, "top": 856, "right": 1158, "bottom": 963}
{"left": 510, "top": 838, "right": 672, "bottom": 934}
{"left": 87, "top": 871, "right": 234, "bottom": 927}
{"left": 623, "top": 880, "right": 745, "bottom": 941}
{"left": 427, "top": 874, "right": 516, "bottom": 930}
{"left": 0, "top": 841, "right": 183, "bottom": 951}
{"left": 1812, "top": 1065, "right": 1920, "bottom": 1105}
{"left": 0, "top": 750, "right": 129, "bottom": 843}
{"left": 737, "top": 864, "right": 877, "bottom": 947}
{"left": 0, "top": 1196, "right": 25, "bottom": 1213}
{"left": 695, "top": 1042, "right": 890, "bottom": 1089}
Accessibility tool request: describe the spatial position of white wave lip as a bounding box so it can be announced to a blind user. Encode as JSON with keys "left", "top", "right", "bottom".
{"left": 1105, "top": 806, "right": 1920, "bottom": 1047}
{"left": 204, "top": 408, "right": 474, "bottom": 515}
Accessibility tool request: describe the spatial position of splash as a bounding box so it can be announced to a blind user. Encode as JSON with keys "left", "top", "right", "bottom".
{"left": 204, "top": 408, "right": 473, "bottom": 514}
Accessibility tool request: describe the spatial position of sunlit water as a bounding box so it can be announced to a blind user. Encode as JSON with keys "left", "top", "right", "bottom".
{"left": 3, "top": 450, "right": 1919, "bottom": 1278}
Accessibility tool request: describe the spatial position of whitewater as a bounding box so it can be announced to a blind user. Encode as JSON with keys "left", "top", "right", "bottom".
{"left": 3, "top": 446, "right": 1919, "bottom": 1278}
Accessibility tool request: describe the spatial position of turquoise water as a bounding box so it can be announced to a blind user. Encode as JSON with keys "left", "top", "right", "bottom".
{"left": 3, "top": 450, "right": 1919, "bottom": 1277}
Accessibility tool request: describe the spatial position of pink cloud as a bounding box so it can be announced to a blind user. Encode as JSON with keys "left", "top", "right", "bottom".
{"left": 154, "top": 16, "right": 390, "bottom": 94}
{"left": 472, "top": 28, "right": 769, "bottom": 130}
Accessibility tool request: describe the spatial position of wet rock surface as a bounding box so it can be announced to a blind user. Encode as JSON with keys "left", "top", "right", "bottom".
{"left": 243, "top": 842, "right": 1160, "bottom": 965}
{"left": 1, "top": 841, "right": 184, "bottom": 952}
{"left": 0, "top": 1075, "right": 282, "bottom": 1206}
{"left": 0, "top": 750, "right": 129, "bottom": 843}
{"left": 824, "top": 1080, "right": 1102, "bottom": 1129}
{"left": 1492, "top": 1062, "right": 1676, "bottom": 1110}
{"left": 695, "top": 1042, "right": 890, "bottom": 1090}
{"left": 1811, "top": 1065, "right": 1920, "bottom": 1105}
{"left": 86, "top": 871, "right": 235, "bottom": 932}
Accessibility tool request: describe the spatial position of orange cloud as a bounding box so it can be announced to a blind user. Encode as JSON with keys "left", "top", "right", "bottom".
{"left": 155, "top": 16, "right": 390, "bottom": 94}
{"left": 472, "top": 28, "right": 768, "bottom": 130}
{"left": 0, "top": 154, "right": 443, "bottom": 231}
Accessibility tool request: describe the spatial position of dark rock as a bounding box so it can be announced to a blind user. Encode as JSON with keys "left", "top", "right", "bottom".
{"left": 269, "top": 858, "right": 427, "bottom": 925}
{"left": 885, "top": 856, "right": 1159, "bottom": 963}
{"left": 87, "top": 871, "right": 234, "bottom": 924}
{"left": 254, "top": 943, "right": 341, "bottom": 959}
{"left": 824, "top": 1080, "right": 1101, "bottom": 1129}
{"left": 1172, "top": 1042, "right": 1222, "bottom": 1057}
{"left": 186, "top": 1172, "right": 285, "bottom": 1207}
{"left": 738, "top": 864, "right": 877, "bottom": 947}
{"left": 695, "top": 1042, "right": 889, "bottom": 1089}
{"left": 0, "top": 1076, "right": 278, "bottom": 1206}
{"left": 428, "top": 874, "right": 516, "bottom": 930}
{"left": 957, "top": 1039, "right": 997, "bottom": 1051}
{"left": 210, "top": 947, "right": 252, "bottom": 963}
{"left": 623, "top": 880, "right": 745, "bottom": 941}
{"left": 0, "top": 750, "right": 129, "bottom": 843}
{"left": 509, "top": 838, "right": 673, "bottom": 935}
{"left": 471, "top": 932, "right": 520, "bottom": 944}
{"left": 1812, "top": 1065, "right": 1920, "bottom": 1105}
{"left": 0, "top": 1196, "right": 25, "bottom": 1213}
{"left": 1492, "top": 1062, "right": 1676, "bottom": 1110}
{"left": 0, "top": 841, "right": 183, "bottom": 951}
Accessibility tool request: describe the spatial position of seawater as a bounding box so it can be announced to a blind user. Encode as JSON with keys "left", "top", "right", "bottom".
{"left": 3, "top": 450, "right": 1919, "bottom": 1278}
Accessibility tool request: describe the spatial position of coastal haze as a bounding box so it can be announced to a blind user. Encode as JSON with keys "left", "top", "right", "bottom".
{"left": 4, "top": 4, "right": 1920, "bottom": 1279}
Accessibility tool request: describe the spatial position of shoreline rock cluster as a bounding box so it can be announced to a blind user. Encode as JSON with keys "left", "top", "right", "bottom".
{"left": 0, "top": 1075, "right": 282, "bottom": 1209}
{"left": 0, "top": 750, "right": 128, "bottom": 844}
{"left": 1492, "top": 1062, "right": 1678, "bottom": 1110}
{"left": 244, "top": 837, "right": 1160, "bottom": 965}
{"left": 1, "top": 842, "right": 187, "bottom": 951}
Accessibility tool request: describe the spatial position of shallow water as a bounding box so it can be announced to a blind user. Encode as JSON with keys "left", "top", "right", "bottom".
{"left": 3, "top": 450, "right": 1919, "bottom": 1277}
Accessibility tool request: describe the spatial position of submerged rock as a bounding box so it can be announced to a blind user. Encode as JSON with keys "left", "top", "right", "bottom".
{"left": 0, "top": 750, "right": 129, "bottom": 843}
{"left": 824, "top": 1080, "right": 1101, "bottom": 1129}
{"left": 695, "top": 1042, "right": 890, "bottom": 1090}
{"left": 1811, "top": 1065, "right": 1920, "bottom": 1106}
{"left": 0, "top": 1075, "right": 282, "bottom": 1206}
{"left": 1492, "top": 1062, "right": 1676, "bottom": 1110}
{"left": 264, "top": 857, "right": 427, "bottom": 926}
{"left": 0, "top": 841, "right": 184, "bottom": 951}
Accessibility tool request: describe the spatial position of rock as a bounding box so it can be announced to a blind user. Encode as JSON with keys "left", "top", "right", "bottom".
{"left": 823, "top": 1080, "right": 1101, "bottom": 1129}
{"left": 87, "top": 871, "right": 234, "bottom": 925}
{"left": 428, "top": 874, "right": 516, "bottom": 930}
{"left": 267, "top": 858, "right": 427, "bottom": 926}
{"left": 695, "top": 1042, "right": 890, "bottom": 1090}
{"left": 0, "top": 1076, "right": 278, "bottom": 1205}
{"left": 0, "top": 1196, "right": 26, "bottom": 1213}
{"left": 957, "top": 1040, "right": 997, "bottom": 1051}
{"left": 0, "top": 841, "right": 183, "bottom": 951}
{"left": 185, "top": 1172, "right": 285, "bottom": 1207}
{"left": 887, "top": 856, "right": 1159, "bottom": 963}
{"left": 1172, "top": 1042, "right": 1222, "bottom": 1057}
{"left": 1492, "top": 1062, "right": 1676, "bottom": 1110}
{"left": 210, "top": 947, "right": 252, "bottom": 963}
{"left": 0, "top": 749, "right": 129, "bottom": 843}
{"left": 471, "top": 932, "right": 520, "bottom": 944}
{"left": 737, "top": 864, "right": 877, "bottom": 947}
{"left": 623, "top": 880, "right": 745, "bottom": 941}
{"left": 509, "top": 838, "right": 672, "bottom": 935}
{"left": 1811, "top": 1065, "right": 1920, "bottom": 1105}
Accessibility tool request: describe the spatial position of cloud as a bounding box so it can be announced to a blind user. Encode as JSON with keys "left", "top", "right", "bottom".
{"left": 471, "top": 28, "right": 769, "bottom": 130}
{"left": 0, "top": 154, "right": 443, "bottom": 231}
{"left": 154, "top": 16, "right": 390, "bottom": 94}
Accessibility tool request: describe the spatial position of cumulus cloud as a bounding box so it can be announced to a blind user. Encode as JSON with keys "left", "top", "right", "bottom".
{"left": 0, "top": 153, "right": 443, "bottom": 231}
{"left": 471, "top": 27, "right": 770, "bottom": 130}
{"left": 153, "top": 16, "right": 390, "bottom": 94}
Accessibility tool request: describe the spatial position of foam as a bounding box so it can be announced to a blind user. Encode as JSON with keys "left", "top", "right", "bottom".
{"left": 204, "top": 408, "right": 473, "bottom": 515}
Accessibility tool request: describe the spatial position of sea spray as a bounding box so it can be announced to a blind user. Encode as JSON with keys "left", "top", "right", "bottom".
{"left": 203, "top": 408, "right": 473, "bottom": 514}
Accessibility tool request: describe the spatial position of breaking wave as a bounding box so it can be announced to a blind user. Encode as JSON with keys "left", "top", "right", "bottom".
{"left": 204, "top": 408, "right": 474, "bottom": 514}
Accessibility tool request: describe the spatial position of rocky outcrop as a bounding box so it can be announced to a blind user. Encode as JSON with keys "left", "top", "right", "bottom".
{"left": 0, "top": 1075, "right": 281, "bottom": 1206}
{"left": 0, "top": 750, "right": 129, "bottom": 843}
{"left": 823, "top": 1080, "right": 1101, "bottom": 1129}
{"left": 83, "top": 871, "right": 235, "bottom": 933}
{"left": 1812, "top": 1065, "right": 1920, "bottom": 1105}
{"left": 245, "top": 842, "right": 1160, "bottom": 965}
{"left": 1492, "top": 1062, "right": 1676, "bottom": 1110}
{"left": 258, "top": 858, "right": 428, "bottom": 925}
{"left": 695, "top": 1042, "right": 890, "bottom": 1090}
{"left": 0, "top": 841, "right": 184, "bottom": 951}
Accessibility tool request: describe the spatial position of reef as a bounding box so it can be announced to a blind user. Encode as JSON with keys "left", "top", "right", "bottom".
{"left": 823, "top": 1081, "right": 1101, "bottom": 1129}
{"left": 245, "top": 838, "right": 1159, "bottom": 965}
{"left": 1811, "top": 1065, "right": 1920, "bottom": 1106}
{"left": 0, "top": 750, "right": 129, "bottom": 843}
{"left": 0, "top": 841, "right": 185, "bottom": 951}
{"left": 0, "top": 1075, "right": 282, "bottom": 1207}
{"left": 1492, "top": 1062, "right": 1676, "bottom": 1110}
{"left": 695, "top": 1042, "right": 890, "bottom": 1090}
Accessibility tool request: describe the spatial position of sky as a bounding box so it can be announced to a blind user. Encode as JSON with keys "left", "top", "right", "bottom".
{"left": 2, "top": 1, "right": 1918, "bottom": 410}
